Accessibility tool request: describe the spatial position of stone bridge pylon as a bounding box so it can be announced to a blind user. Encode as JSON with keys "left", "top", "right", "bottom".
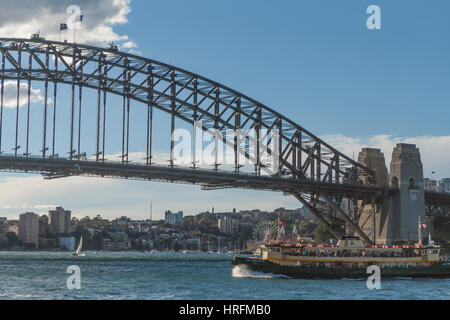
{"left": 357, "top": 144, "right": 426, "bottom": 244}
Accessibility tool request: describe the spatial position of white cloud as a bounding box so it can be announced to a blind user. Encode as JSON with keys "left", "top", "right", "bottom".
{"left": 34, "top": 204, "right": 58, "bottom": 209}
{"left": 1, "top": 81, "right": 44, "bottom": 108}
{"left": 121, "top": 41, "right": 137, "bottom": 49}
{"left": 0, "top": 0, "right": 137, "bottom": 49}
{"left": 0, "top": 203, "right": 56, "bottom": 210}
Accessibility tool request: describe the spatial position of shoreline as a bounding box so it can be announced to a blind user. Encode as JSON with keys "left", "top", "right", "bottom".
{"left": 0, "top": 249, "right": 233, "bottom": 254}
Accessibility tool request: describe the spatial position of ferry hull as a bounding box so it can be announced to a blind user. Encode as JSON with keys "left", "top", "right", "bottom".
{"left": 232, "top": 256, "right": 450, "bottom": 279}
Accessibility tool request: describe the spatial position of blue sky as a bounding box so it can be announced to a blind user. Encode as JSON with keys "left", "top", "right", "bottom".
{"left": 121, "top": 0, "right": 450, "bottom": 137}
{"left": 0, "top": 0, "right": 449, "bottom": 219}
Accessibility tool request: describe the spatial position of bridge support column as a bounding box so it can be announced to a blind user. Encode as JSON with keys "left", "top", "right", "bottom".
{"left": 356, "top": 144, "right": 426, "bottom": 244}
{"left": 356, "top": 148, "right": 391, "bottom": 244}
{"left": 389, "top": 143, "right": 426, "bottom": 243}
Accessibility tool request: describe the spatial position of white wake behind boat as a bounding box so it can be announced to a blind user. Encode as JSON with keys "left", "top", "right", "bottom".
{"left": 73, "top": 235, "right": 85, "bottom": 256}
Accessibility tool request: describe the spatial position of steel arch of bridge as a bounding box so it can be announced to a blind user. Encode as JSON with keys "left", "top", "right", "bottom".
{"left": 0, "top": 38, "right": 375, "bottom": 180}
{"left": 0, "top": 37, "right": 393, "bottom": 243}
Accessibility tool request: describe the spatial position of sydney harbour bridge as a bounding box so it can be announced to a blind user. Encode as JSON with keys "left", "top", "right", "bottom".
{"left": 0, "top": 37, "right": 448, "bottom": 245}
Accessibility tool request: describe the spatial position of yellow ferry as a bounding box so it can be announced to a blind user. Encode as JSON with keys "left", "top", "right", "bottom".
{"left": 233, "top": 237, "right": 449, "bottom": 279}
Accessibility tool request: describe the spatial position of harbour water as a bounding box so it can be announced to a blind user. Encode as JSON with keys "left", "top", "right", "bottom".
{"left": 0, "top": 251, "right": 448, "bottom": 300}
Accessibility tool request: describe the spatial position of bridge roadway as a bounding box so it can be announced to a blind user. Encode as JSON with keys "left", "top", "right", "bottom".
{"left": 1, "top": 154, "right": 448, "bottom": 218}
{"left": 0, "top": 154, "right": 392, "bottom": 200}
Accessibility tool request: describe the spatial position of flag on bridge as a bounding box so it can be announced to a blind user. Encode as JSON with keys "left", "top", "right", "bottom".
{"left": 419, "top": 223, "right": 427, "bottom": 230}
{"left": 75, "top": 15, "right": 84, "bottom": 22}
{"left": 60, "top": 23, "right": 68, "bottom": 31}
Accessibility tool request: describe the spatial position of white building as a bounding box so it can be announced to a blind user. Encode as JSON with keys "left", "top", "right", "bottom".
{"left": 218, "top": 216, "right": 239, "bottom": 234}
{"left": 424, "top": 178, "right": 438, "bottom": 192}
{"left": 165, "top": 210, "right": 183, "bottom": 225}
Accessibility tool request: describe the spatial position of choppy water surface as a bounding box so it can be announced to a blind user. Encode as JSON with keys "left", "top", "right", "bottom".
{"left": 0, "top": 251, "right": 448, "bottom": 300}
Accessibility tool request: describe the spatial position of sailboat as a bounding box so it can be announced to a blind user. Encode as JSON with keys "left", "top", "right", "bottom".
{"left": 73, "top": 235, "right": 85, "bottom": 256}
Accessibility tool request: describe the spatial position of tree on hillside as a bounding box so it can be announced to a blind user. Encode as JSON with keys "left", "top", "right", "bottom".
{"left": 313, "top": 223, "right": 334, "bottom": 243}
{"left": 298, "top": 221, "right": 318, "bottom": 236}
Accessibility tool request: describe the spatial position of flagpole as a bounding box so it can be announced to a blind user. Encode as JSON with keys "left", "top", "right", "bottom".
{"left": 418, "top": 216, "right": 423, "bottom": 246}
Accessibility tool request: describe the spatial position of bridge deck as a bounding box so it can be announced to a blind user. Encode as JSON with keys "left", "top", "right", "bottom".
{"left": 0, "top": 155, "right": 391, "bottom": 199}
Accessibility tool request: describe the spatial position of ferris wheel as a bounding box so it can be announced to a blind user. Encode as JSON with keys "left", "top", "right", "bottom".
{"left": 253, "top": 221, "right": 278, "bottom": 242}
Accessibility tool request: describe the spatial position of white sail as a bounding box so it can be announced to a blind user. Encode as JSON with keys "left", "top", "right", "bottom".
{"left": 75, "top": 236, "right": 83, "bottom": 254}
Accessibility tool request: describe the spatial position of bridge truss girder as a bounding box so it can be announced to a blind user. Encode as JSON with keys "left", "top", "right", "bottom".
{"left": 425, "top": 192, "right": 450, "bottom": 218}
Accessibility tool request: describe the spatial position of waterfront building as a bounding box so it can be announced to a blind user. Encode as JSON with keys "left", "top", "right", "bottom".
{"left": 218, "top": 216, "right": 239, "bottom": 234}
{"left": 185, "top": 238, "right": 201, "bottom": 250}
{"left": 38, "top": 215, "right": 49, "bottom": 236}
{"left": 48, "top": 207, "right": 71, "bottom": 234}
{"left": 38, "top": 237, "right": 57, "bottom": 248}
{"left": 0, "top": 217, "right": 8, "bottom": 247}
{"left": 58, "top": 236, "right": 76, "bottom": 251}
{"left": 109, "top": 231, "right": 129, "bottom": 242}
{"left": 19, "top": 212, "right": 39, "bottom": 248}
{"left": 424, "top": 178, "right": 438, "bottom": 192}
{"left": 165, "top": 210, "right": 183, "bottom": 225}
{"left": 217, "top": 217, "right": 224, "bottom": 233}
{"left": 437, "top": 178, "right": 450, "bottom": 193}
{"left": 0, "top": 217, "right": 8, "bottom": 235}
{"left": 103, "top": 238, "right": 130, "bottom": 251}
